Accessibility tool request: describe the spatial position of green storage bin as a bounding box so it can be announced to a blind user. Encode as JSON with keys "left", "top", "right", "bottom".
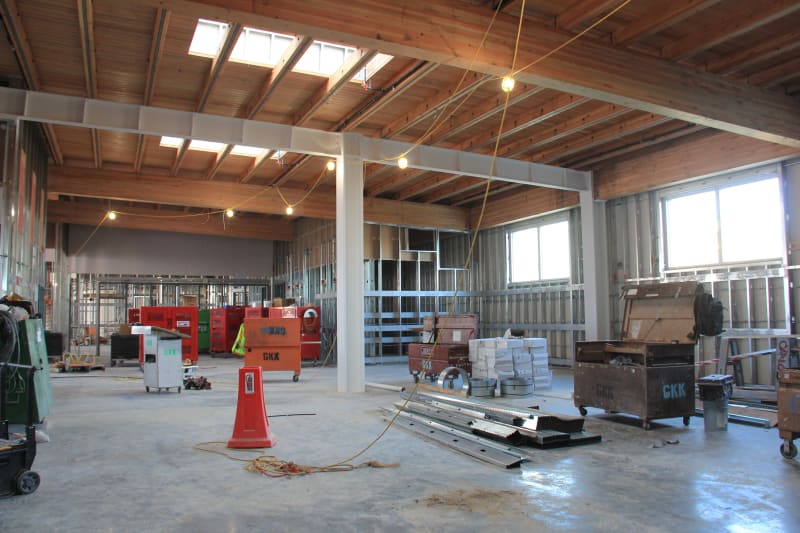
{"left": 197, "top": 309, "right": 210, "bottom": 353}
{"left": 4, "top": 318, "right": 53, "bottom": 423}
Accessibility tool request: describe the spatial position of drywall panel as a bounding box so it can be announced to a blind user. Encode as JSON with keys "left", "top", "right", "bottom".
{"left": 68, "top": 225, "right": 273, "bottom": 277}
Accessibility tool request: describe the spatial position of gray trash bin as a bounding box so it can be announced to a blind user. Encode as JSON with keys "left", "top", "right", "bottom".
{"left": 697, "top": 374, "right": 734, "bottom": 431}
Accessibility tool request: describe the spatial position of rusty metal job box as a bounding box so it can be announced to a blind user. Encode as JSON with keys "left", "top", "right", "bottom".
{"left": 408, "top": 343, "right": 470, "bottom": 382}
{"left": 574, "top": 282, "right": 699, "bottom": 429}
{"left": 778, "top": 369, "right": 800, "bottom": 457}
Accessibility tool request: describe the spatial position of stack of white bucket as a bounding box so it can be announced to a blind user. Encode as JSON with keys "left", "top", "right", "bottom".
{"left": 468, "top": 337, "right": 551, "bottom": 389}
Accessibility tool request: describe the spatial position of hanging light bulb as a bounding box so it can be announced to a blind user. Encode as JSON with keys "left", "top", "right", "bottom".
{"left": 225, "top": 209, "right": 234, "bottom": 218}
{"left": 398, "top": 157, "right": 408, "bottom": 170}
{"left": 107, "top": 211, "right": 117, "bottom": 221}
{"left": 326, "top": 160, "right": 336, "bottom": 172}
{"left": 286, "top": 205, "right": 294, "bottom": 215}
{"left": 501, "top": 75, "right": 515, "bottom": 93}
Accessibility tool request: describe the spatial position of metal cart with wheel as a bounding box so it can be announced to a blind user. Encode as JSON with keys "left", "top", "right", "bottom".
{"left": 778, "top": 368, "right": 800, "bottom": 459}
{"left": 1, "top": 362, "right": 41, "bottom": 496}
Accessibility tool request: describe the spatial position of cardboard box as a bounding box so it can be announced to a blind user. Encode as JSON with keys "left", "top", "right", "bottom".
{"left": 119, "top": 324, "right": 132, "bottom": 335}
{"left": 272, "top": 297, "right": 284, "bottom": 307}
{"left": 422, "top": 316, "right": 435, "bottom": 331}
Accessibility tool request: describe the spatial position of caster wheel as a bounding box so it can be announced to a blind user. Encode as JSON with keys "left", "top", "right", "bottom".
{"left": 145, "top": 386, "right": 150, "bottom": 393}
{"left": 683, "top": 416, "right": 691, "bottom": 426}
{"left": 15, "top": 470, "right": 40, "bottom": 495}
{"left": 643, "top": 421, "right": 651, "bottom": 430}
{"left": 292, "top": 375, "right": 299, "bottom": 382}
{"left": 781, "top": 441, "right": 798, "bottom": 459}
{"left": 578, "top": 406, "right": 588, "bottom": 416}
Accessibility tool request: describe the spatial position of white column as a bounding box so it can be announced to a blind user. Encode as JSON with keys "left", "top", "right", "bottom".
{"left": 336, "top": 134, "right": 365, "bottom": 392}
{"left": 580, "top": 181, "right": 610, "bottom": 341}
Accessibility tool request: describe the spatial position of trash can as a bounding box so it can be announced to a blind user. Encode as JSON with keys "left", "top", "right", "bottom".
{"left": 697, "top": 374, "right": 734, "bottom": 431}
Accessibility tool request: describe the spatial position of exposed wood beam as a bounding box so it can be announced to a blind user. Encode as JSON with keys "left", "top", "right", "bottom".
{"left": 170, "top": 139, "right": 190, "bottom": 176}
{"left": 612, "top": 0, "right": 721, "bottom": 45}
{"left": 245, "top": 35, "right": 313, "bottom": 119}
{"left": 239, "top": 149, "right": 275, "bottom": 183}
{"left": 135, "top": 7, "right": 170, "bottom": 173}
{"left": 337, "top": 60, "right": 438, "bottom": 132}
{"left": 567, "top": 123, "right": 704, "bottom": 169}
{"left": 77, "top": 0, "right": 101, "bottom": 168}
{"left": 470, "top": 187, "right": 579, "bottom": 229}
{"left": 294, "top": 48, "right": 377, "bottom": 126}
{"left": 146, "top": 0, "right": 800, "bottom": 147}
{"left": 205, "top": 144, "right": 234, "bottom": 180}
{"left": 365, "top": 168, "right": 426, "bottom": 198}
{"left": 746, "top": 57, "right": 800, "bottom": 89}
{"left": 48, "top": 168, "right": 471, "bottom": 230}
{"left": 661, "top": 0, "right": 800, "bottom": 60}
{"left": 397, "top": 173, "right": 462, "bottom": 202}
{"left": 557, "top": 0, "right": 619, "bottom": 31}
{"left": 593, "top": 130, "right": 800, "bottom": 200}
{"left": 196, "top": 22, "right": 242, "bottom": 112}
{"left": 705, "top": 28, "right": 800, "bottom": 75}
{"left": 47, "top": 200, "right": 295, "bottom": 241}
{"left": 380, "top": 72, "right": 489, "bottom": 139}
{"left": 531, "top": 113, "right": 672, "bottom": 164}
{"left": 0, "top": 0, "right": 63, "bottom": 164}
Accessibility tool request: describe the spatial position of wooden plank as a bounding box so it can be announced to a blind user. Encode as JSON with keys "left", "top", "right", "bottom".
{"left": 138, "top": 0, "right": 800, "bottom": 147}
{"left": 593, "top": 130, "right": 800, "bottom": 200}
{"left": 612, "top": 0, "right": 722, "bottom": 45}
{"left": 705, "top": 28, "right": 800, "bottom": 75}
{"left": 48, "top": 167, "right": 470, "bottom": 229}
{"left": 470, "top": 187, "right": 579, "bottom": 229}
{"left": 47, "top": 200, "right": 294, "bottom": 241}
{"left": 557, "top": 0, "right": 619, "bottom": 31}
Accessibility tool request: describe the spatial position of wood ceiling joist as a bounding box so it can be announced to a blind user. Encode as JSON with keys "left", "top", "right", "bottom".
{"left": 156, "top": 0, "right": 800, "bottom": 147}
{"left": 661, "top": 0, "right": 800, "bottom": 61}
{"left": 48, "top": 167, "right": 471, "bottom": 230}
{"left": 705, "top": 28, "right": 800, "bottom": 75}
{"left": 77, "top": 0, "right": 101, "bottom": 168}
{"left": 0, "top": 0, "right": 63, "bottom": 164}
{"left": 470, "top": 187, "right": 580, "bottom": 229}
{"left": 395, "top": 172, "right": 461, "bottom": 202}
{"left": 364, "top": 168, "right": 426, "bottom": 197}
{"left": 134, "top": 7, "right": 170, "bottom": 173}
{"left": 47, "top": 200, "right": 295, "bottom": 241}
{"left": 238, "top": 149, "right": 274, "bottom": 183}
{"left": 173, "top": 22, "right": 242, "bottom": 176}
{"left": 532, "top": 113, "right": 672, "bottom": 164}
{"left": 294, "top": 48, "right": 377, "bottom": 126}
{"left": 594, "top": 130, "right": 800, "bottom": 200}
{"left": 746, "top": 56, "right": 800, "bottom": 89}
{"left": 205, "top": 144, "right": 233, "bottom": 180}
{"left": 337, "top": 60, "right": 439, "bottom": 132}
{"left": 612, "top": 0, "right": 722, "bottom": 46}
{"left": 556, "top": 0, "right": 619, "bottom": 31}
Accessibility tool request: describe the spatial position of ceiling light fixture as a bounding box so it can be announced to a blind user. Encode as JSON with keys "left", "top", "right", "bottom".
{"left": 225, "top": 209, "right": 235, "bottom": 218}
{"left": 107, "top": 211, "right": 117, "bottom": 221}
{"left": 286, "top": 205, "right": 294, "bottom": 215}
{"left": 397, "top": 157, "right": 408, "bottom": 170}
{"left": 326, "top": 160, "right": 336, "bottom": 171}
{"left": 501, "top": 75, "right": 515, "bottom": 93}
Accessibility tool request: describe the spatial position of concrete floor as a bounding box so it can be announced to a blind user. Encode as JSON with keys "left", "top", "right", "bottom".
{"left": 1, "top": 356, "right": 798, "bottom": 532}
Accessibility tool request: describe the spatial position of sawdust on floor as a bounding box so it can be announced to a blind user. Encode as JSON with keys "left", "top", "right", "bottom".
{"left": 421, "top": 488, "right": 528, "bottom": 515}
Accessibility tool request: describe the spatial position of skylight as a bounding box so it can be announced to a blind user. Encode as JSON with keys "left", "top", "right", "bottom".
{"left": 160, "top": 137, "right": 270, "bottom": 158}
{"left": 190, "top": 20, "right": 392, "bottom": 81}
{"left": 189, "top": 19, "right": 229, "bottom": 58}
{"left": 160, "top": 136, "right": 183, "bottom": 148}
{"left": 230, "top": 145, "right": 266, "bottom": 157}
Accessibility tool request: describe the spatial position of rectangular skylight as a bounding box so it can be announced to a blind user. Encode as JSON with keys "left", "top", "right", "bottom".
{"left": 231, "top": 145, "right": 266, "bottom": 157}
{"left": 189, "top": 19, "right": 229, "bottom": 57}
{"left": 189, "top": 140, "right": 226, "bottom": 152}
{"left": 160, "top": 136, "right": 183, "bottom": 148}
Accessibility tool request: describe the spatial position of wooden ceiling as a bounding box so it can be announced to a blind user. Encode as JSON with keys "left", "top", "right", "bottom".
{"left": 1, "top": 0, "right": 799, "bottom": 241}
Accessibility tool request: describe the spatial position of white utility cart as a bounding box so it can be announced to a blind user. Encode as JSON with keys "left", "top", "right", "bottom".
{"left": 132, "top": 325, "right": 190, "bottom": 394}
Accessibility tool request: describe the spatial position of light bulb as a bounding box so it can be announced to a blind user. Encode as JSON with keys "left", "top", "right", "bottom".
{"left": 326, "top": 160, "right": 336, "bottom": 171}
{"left": 225, "top": 209, "right": 234, "bottom": 218}
{"left": 286, "top": 206, "right": 294, "bottom": 215}
{"left": 108, "top": 211, "right": 117, "bottom": 220}
{"left": 501, "top": 75, "right": 515, "bottom": 93}
{"left": 398, "top": 157, "right": 408, "bottom": 170}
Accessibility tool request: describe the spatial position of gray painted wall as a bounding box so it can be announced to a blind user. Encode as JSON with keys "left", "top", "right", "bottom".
{"left": 68, "top": 225, "right": 274, "bottom": 277}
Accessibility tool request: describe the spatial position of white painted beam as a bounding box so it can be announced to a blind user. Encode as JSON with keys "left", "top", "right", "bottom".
{"left": 580, "top": 184, "right": 611, "bottom": 340}
{"left": 0, "top": 87, "right": 588, "bottom": 191}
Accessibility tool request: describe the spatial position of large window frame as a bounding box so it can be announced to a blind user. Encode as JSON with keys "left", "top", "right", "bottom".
{"left": 507, "top": 217, "right": 571, "bottom": 285}
{"left": 659, "top": 167, "right": 787, "bottom": 272}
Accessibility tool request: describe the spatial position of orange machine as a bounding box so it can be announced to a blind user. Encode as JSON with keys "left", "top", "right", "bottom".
{"left": 242, "top": 317, "right": 302, "bottom": 382}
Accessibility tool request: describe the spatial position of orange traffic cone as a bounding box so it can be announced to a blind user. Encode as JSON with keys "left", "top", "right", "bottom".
{"left": 227, "top": 366, "right": 275, "bottom": 448}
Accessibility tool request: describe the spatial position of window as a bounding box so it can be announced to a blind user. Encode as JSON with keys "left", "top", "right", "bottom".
{"left": 663, "top": 175, "right": 784, "bottom": 269}
{"left": 508, "top": 220, "right": 570, "bottom": 283}
{"left": 189, "top": 20, "right": 392, "bottom": 81}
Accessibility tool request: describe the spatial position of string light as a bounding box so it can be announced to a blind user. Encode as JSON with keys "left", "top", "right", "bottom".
{"left": 501, "top": 75, "right": 515, "bottom": 93}
{"left": 397, "top": 157, "right": 408, "bottom": 170}
{"left": 225, "top": 209, "right": 234, "bottom": 218}
{"left": 286, "top": 206, "right": 294, "bottom": 215}
{"left": 326, "top": 160, "right": 336, "bottom": 171}
{"left": 107, "top": 211, "right": 117, "bottom": 220}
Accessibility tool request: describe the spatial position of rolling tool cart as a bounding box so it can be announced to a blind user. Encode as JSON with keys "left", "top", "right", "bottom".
{"left": 574, "top": 282, "right": 704, "bottom": 429}
{"left": 1, "top": 362, "right": 40, "bottom": 496}
{"left": 778, "top": 368, "right": 800, "bottom": 459}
